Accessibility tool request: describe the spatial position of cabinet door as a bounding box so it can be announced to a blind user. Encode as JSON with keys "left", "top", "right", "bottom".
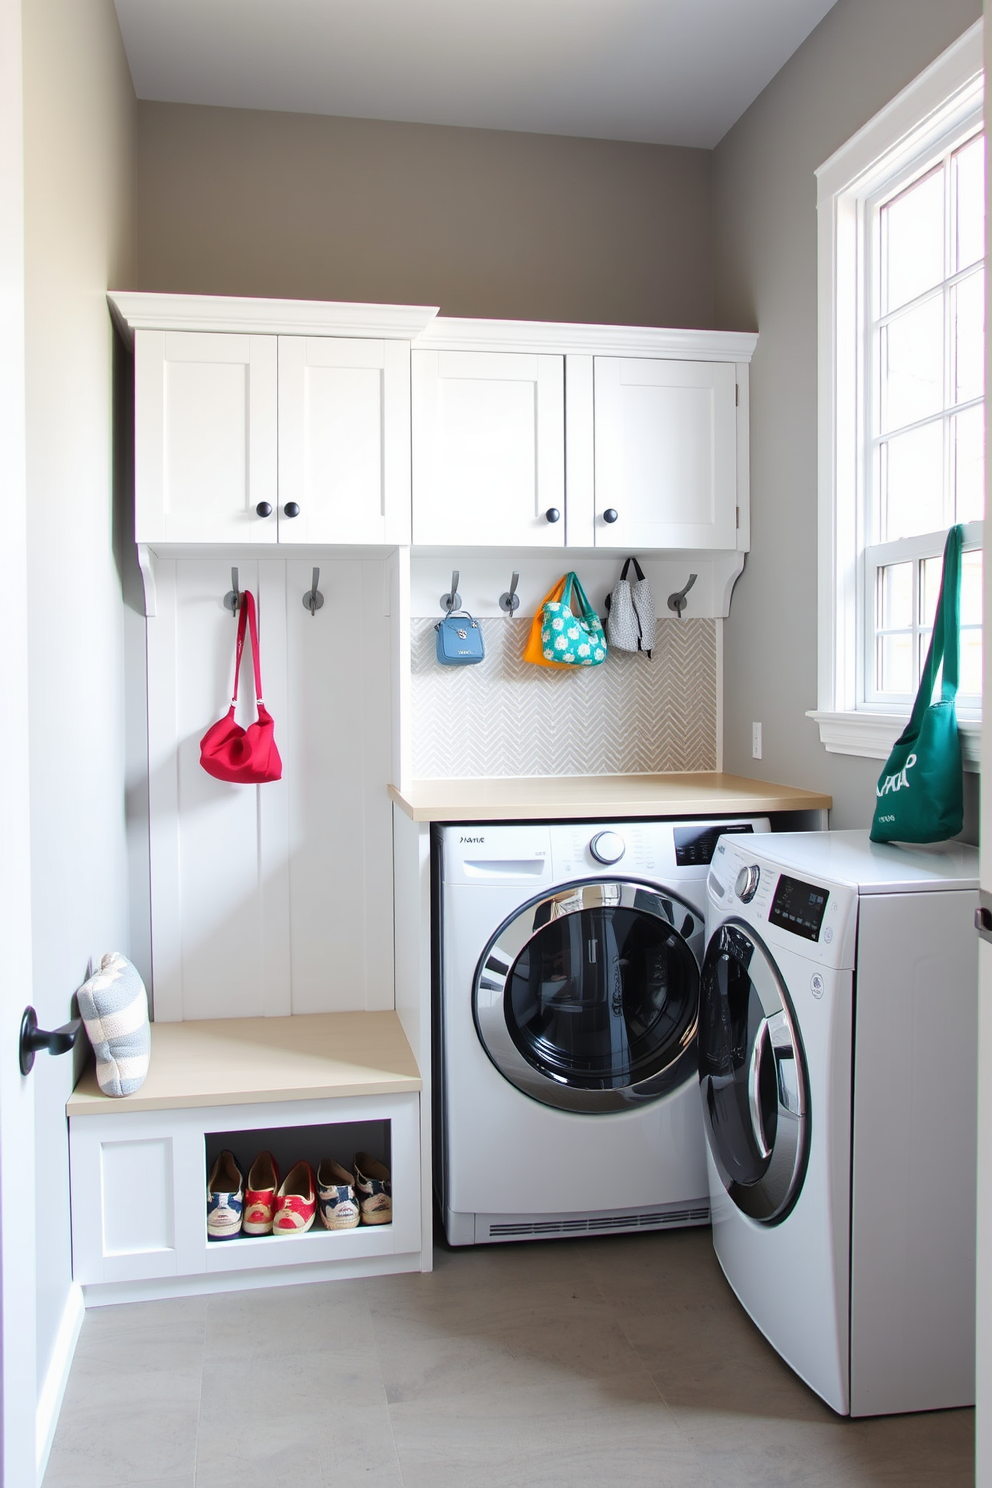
{"left": 135, "top": 330, "right": 278, "bottom": 545}
{"left": 278, "top": 338, "right": 411, "bottom": 545}
{"left": 593, "top": 358, "right": 738, "bottom": 549}
{"left": 412, "top": 350, "right": 565, "bottom": 546}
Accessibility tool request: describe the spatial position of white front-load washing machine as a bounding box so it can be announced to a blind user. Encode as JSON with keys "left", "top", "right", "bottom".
{"left": 433, "top": 816, "right": 770, "bottom": 1247}
{"left": 699, "top": 828, "right": 978, "bottom": 1416}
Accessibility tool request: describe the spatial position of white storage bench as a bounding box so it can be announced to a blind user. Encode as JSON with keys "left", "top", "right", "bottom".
{"left": 67, "top": 1011, "right": 425, "bottom": 1304}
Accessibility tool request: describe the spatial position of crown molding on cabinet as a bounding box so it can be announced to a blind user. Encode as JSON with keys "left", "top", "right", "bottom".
{"left": 108, "top": 292, "right": 758, "bottom": 363}
{"left": 107, "top": 291, "right": 441, "bottom": 347}
{"left": 415, "top": 317, "right": 758, "bottom": 362}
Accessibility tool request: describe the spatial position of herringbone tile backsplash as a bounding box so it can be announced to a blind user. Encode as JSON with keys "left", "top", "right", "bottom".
{"left": 411, "top": 618, "right": 717, "bottom": 778}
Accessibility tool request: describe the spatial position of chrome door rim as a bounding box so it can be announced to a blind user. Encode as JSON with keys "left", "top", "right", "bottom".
{"left": 474, "top": 878, "right": 704, "bottom": 1113}
{"left": 699, "top": 918, "right": 809, "bottom": 1224}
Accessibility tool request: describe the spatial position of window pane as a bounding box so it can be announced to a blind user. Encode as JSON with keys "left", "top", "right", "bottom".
{"left": 961, "top": 549, "right": 983, "bottom": 627}
{"left": 879, "top": 562, "right": 914, "bottom": 629}
{"left": 961, "top": 630, "right": 983, "bottom": 696}
{"left": 880, "top": 295, "right": 943, "bottom": 432}
{"left": 955, "top": 134, "right": 985, "bottom": 272}
{"left": 953, "top": 405, "right": 984, "bottom": 523}
{"left": 953, "top": 269, "right": 984, "bottom": 405}
{"left": 881, "top": 167, "right": 945, "bottom": 314}
{"left": 878, "top": 633, "right": 913, "bottom": 693}
{"left": 921, "top": 555, "right": 942, "bottom": 629}
{"left": 880, "top": 421, "right": 944, "bottom": 539}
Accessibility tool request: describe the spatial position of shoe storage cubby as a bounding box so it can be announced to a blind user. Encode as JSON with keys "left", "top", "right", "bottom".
{"left": 204, "top": 1118, "right": 393, "bottom": 1245}
{"left": 67, "top": 1012, "right": 425, "bottom": 1302}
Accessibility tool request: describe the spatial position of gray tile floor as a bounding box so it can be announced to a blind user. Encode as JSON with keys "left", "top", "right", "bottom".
{"left": 43, "top": 1225, "right": 973, "bottom": 1488}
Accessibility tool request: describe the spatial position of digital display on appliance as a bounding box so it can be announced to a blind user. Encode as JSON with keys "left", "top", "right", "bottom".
{"left": 674, "top": 822, "right": 754, "bottom": 867}
{"left": 768, "top": 875, "right": 829, "bottom": 941}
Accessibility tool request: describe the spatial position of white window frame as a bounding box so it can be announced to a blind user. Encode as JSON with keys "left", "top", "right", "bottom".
{"left": 809, "top": 20, "right": 984, "bottom": 768}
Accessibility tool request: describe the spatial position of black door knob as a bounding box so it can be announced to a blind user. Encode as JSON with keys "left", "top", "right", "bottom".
{"left": 603, "top": 508, "right": 619, "bottom": 524}
{"left": 284, "top": 502, "right": 300, "bottom": 518}
{"left": 19, "top": 1007, "right": 81, "bottom": 1076}
{"left": 545, "top": 508, "right": 561, "bottom": 523}
{"left": 255, "top": 502, "right": 272, "bottom": 517}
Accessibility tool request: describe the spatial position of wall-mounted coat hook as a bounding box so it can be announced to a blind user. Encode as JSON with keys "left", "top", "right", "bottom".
{"left": 303, "top": 567, "right": 324, "bottom": 617}
{"left": 224, "top": 567, "right": 240, "bottom": 616}
{"left": 667, "top": 573, "right": 697, "bottom": 619}
{"left": 440, "top": 571, "right": 461, "bottom": 614}
{"left": 19, "top": 1006, "right": 81, "bottom": 1076}
{"left": 499, "top": 572, "right": 521, "bottom": 615}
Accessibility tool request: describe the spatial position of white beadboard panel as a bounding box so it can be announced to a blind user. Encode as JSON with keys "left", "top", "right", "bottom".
{"left": 411, "top": 617, "right": 717, "bottom": 778}
{"left": 171, "top": 557, "right": 272, "bottom": 1020}
{"left": 281, "top": 559, "right": 394, "bottom": 1014}
{"left": 257, "top": 564, "right": 292, "bottom": 1017}
{"left": 148, "top": 556, "right": 394, "bottom": 1022}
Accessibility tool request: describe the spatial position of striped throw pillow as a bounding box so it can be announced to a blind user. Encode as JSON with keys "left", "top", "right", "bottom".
{"left": 77, "top": 953, "right": 150, "bottom": 1097}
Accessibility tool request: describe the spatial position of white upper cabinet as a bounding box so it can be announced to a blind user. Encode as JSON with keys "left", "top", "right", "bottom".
{"left": 410, "top": 321, "right": 754, "bottom": 552}
{"left": 591, "top": 357, "right": 739, "bottom": 550}
{"left": 135, "top": 330, "right": 278, "bottom": 545}
{"left": 115, "top": 293, "right": 439, "bottom": 548}
{"left": 114, "top": 295, "right": 755, "bottom": 554}
{"left": 278, "top": 337, "right": 411, "bottom": 545}
{"left": 412, "top": 350, "right": 565, "bottom": 547}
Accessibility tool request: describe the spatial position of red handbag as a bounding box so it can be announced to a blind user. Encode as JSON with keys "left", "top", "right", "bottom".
{"left": 199, "top": 589, "right": 282, "bottom": 784}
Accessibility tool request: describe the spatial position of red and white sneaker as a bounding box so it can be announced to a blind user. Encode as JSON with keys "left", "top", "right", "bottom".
{"left": 271, "top": 1160, "right": 317, "bottom": 1235}
{"left": 242, "top": 1151, "right": 280, "bottom": 1235}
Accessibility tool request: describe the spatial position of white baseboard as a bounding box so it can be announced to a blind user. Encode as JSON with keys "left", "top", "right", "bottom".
{"left": 35, "top": 1282, "right": 84, "bottom": 1484}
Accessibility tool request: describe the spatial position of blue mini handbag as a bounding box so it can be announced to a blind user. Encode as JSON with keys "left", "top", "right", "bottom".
{"left": 435, "top": 611, "right": 485, "bottom": 666}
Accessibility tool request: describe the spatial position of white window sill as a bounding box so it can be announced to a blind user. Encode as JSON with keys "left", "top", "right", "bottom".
{"left": 807, "top": 710, "right": 980, "bottom": 771}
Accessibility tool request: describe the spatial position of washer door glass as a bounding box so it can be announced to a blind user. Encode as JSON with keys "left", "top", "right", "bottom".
{"left": 698, "top": 920, "right": 809, "bottom": 1224}
{"left": 474, "top": 880, "right": 703, "bottom": 1113}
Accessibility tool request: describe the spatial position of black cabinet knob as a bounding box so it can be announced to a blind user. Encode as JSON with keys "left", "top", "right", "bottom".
{"left": 284, "top": 502, "right": 300, "bottom": 518}
{"left": 545, "top": 508, "right": 561, "bottom": 523}
{"left": 255, "top": 502, "right": 272, "bottom": 518}
{"left": 603, "top": 508, "right": 619, "bottom": 524}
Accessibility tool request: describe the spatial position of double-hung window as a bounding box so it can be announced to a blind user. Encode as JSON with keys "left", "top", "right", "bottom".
{"left": 811, "top": 22, "right": 984, "bottom": 765}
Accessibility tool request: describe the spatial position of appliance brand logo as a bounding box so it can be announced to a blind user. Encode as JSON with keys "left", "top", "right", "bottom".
{"left": 460, "top": 835, "right": 485, "bottom": 844}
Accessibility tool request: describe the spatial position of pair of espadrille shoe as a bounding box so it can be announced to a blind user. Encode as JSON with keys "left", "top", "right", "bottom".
{"left": 317, "top": 1153, "right": 392, "bottom": 1230}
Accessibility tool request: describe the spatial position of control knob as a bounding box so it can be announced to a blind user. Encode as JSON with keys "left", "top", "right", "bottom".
{"left": 590, "top": 830, "right": 625, "bottom": 865}
{"left": 735, "top": 864, "right": 761, "bottom": 903}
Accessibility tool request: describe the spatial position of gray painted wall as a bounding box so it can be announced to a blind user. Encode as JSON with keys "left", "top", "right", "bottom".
{"left": 132, "top": 8, "right": 982, "bottom": 836}
{"left": 713, "top": 0, "right": 982, "bottom": 833}
{"left": 136, "top": 101, "right": 715, "bottom": 328}
{"left": 22, "top": 0, "right": 136, "bottom": 1401}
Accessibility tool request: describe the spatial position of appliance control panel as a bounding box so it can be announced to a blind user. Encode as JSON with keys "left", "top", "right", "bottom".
{"left": 549, "top": 817, "right": 772, "bottom": 883}
{"left": 707, "top": 836, "right": 858, "bottom": 969}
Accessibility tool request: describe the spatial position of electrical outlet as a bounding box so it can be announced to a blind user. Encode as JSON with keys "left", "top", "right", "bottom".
{"left": 752, "top": 722, "right": 763, "bottom": 760}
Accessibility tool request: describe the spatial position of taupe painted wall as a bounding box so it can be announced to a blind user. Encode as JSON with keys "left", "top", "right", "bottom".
{"left": 713, "top": 0, "right": 982, "bottom": 832}
{"left": 136, "top": 102, "right": 715, "bottom": 327}
{"left": 21, "top": 0, "right": 136, "bottom": 1408}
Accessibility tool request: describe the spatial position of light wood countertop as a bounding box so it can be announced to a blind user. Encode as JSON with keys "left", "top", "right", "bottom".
{"left": 389, "top": 772, "right": 832, "bottom": 823}
{"left": 67, "top": 1011, "right": 421, "bottom": 1116}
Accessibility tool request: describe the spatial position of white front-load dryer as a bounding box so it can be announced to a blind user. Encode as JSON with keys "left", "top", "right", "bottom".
{"left": 433, "top": 816, "right": 769, "bottom": 1247}
{"left": 699, "top": 829, "right": 978, "bottom": 1416}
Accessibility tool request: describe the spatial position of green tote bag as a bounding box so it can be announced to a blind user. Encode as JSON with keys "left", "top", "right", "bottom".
{"left": 870, "top": 524, "right": 964, "bottom": 844}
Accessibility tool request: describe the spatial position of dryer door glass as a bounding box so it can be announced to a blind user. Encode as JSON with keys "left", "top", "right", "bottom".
{"left": 474, "top": 880, "right": 704, "bottom": 1114}
{"left": 698, "top": 920, "right": 809, "bottom": 1224}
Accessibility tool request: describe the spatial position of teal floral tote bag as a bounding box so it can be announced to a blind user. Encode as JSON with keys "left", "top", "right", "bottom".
{"left": 540, "top": 572, "right": 608, "bottom": 667}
